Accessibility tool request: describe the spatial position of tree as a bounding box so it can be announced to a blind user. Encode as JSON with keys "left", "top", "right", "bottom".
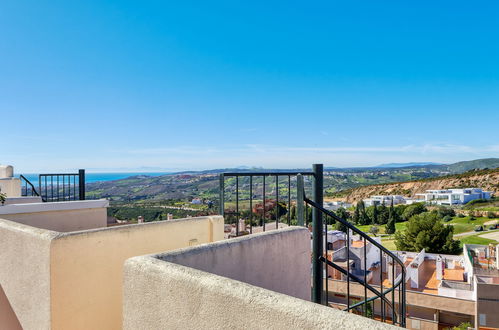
{"left": 354, "top": 201, "right": 369, "bottom": 225}
{"left": 372, "top": 204, "right": 379, "bottom": 224}
{"left": 378, "top": 204, "right": 389, "bottom": 224}
{"left": 385, "top": 200, "right": 396, "bottom": 235}
{"left": 335, "top": 218, "right": 350, "bottom": 233}
{"left": 402, "top": 203, "right": 427, "bottom": 221}
{"left": 336, "top": 207, "right": 349, "bottom": 222}
{"left": 394, "top": 212, "right": 460, "bottom": 254}
{"left": 353, "top": 203, "right": 361, "bottom": 224}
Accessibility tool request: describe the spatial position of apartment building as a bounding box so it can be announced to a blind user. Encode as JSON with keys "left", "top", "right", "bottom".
{"left": 326, "top": 235, "right": 499, "bottom": 329}
{"left": 363, "top": 195, "right": 408, "bottom": 207}
{"left": 416, "top": 188, "right": 493, "bottom": 206}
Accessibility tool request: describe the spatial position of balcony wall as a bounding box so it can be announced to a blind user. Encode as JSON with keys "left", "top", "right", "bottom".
{"left": 0, "top": 200, "right": 109, "bottom": 232}
{"left": 0, "top": 215, "right": 224, "bottom": 330}
{"left": 123, "top": 227, "right": 396, "bottom": 330}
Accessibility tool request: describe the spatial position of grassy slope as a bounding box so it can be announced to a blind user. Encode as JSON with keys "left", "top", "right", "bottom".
{"left": 351, "top": 216, "right": 499, "bottom": 250}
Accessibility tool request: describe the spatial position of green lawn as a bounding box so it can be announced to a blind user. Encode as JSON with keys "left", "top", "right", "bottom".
{"left": 458, "top": 234, "right": 498, "bottom": 246}
{"left": 354, "top": 222, "right": 407, "bottom": 236}
{"left": 381, "top": 238, "right": 397, "bottom": 250}
{"left": 445, "top": 216, "right": 492, "bottom": 234}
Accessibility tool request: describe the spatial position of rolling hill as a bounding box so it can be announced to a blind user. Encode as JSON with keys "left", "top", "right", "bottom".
{"left": 330, "top": 168, "right": 499, "bottom": 203}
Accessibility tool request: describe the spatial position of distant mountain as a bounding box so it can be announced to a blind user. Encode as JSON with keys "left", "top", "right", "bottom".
{"left": 376, "top": 162, "right": 444, "bottom": 168}
{"left": 445, "top": 158, "right": 499, "bottom": 173}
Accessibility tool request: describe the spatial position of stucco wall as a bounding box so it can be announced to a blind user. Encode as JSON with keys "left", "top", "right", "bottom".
{"left": 0, "top": 178, "right": 21, "bottom": 197}
{"left": 0, "top": 200, "right": 108, "bottom": 232}
{"left": 0, "top": 218, "right": 57, "bottom": 330}
{"left": 123, "top": 228, "right": 396, "bottom": 330}
{"left": 50, "top": 215, "right": 224, "bottom": 330}
{"left": 475, "top": 279, "right": 499, "bottom": 329}
{"left": 0, "top": 285, "right": 22, "bottom": 330}
{"left": 157, "top": 227, "right": 311, "bottom": 300}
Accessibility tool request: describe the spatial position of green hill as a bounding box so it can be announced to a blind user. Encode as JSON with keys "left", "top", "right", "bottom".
{"left": 446, "top": 158, "right": 499, "bottom": 173}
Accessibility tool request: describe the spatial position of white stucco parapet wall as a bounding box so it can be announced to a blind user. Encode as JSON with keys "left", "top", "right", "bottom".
{"left": 0, "top": 199, "right": 109, "bottom": 215}
{"left": 123, "top": 227, "right": 397, "bottom": 330}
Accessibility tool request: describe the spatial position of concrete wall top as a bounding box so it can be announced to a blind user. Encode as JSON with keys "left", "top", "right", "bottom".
{"left": 123, "top": 239, "right": 397, "bottom": 330}
{"left": 156, "top": 226, "right": 311, "bottom": 300}
{"left": 0, "top": 199, "right": 109, "bottom": 215}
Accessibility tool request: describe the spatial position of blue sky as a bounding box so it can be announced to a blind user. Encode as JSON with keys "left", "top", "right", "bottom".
{"left": 1, "top": 1, "right": 498, "bottom": 172}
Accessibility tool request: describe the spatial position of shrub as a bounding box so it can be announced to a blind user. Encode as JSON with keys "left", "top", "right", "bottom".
{"left": 402, "top": 203, "right": 427, "bottom": 221}
{"left": 369, "top": 225, "right": 379, "bottom": 236}
{"left": 437, "top": 206, "right": 455, "bottom": 218}
{"left": 457, "top": 213, "right": 465, "bottom": 218}
{"left": 443, "top": 215, "right": 453, "bottom": 222}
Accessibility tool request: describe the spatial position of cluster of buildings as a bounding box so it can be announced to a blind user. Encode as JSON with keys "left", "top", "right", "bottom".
{"left": 326, "top": 230, "right": 499, "bottom": 329}
{"left": 362, "top": 188, "right": 493, "bottom": 207}
{"left": 1, "top": 164, "right": 498, "bottom": 330}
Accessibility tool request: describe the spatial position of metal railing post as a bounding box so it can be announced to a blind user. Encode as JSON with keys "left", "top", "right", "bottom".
{"left": 312, "top": 164, "right": 324, "bottom": 304}
{"left": 219, "top": 173, "right": 224, "bottom": 217}
{"left": 296, "top": 174, "right": 304, "bottom": 226}
{"left": 78, "top": 169, "right": 86, "bottom": 200}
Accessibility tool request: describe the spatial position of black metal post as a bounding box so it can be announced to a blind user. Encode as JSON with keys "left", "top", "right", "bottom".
{"left": 78, "top": 169, "right": 85, "bottom": 200}
{"left": 312, "top": 164, "right": 324, "bottom": 304}
{"left": 219, "top": 174, "right": 224, "bottom": 216}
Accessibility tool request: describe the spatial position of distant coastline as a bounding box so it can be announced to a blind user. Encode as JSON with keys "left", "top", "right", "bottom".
{"left": 20, "top": 172, "right": 170, "bottom": 186}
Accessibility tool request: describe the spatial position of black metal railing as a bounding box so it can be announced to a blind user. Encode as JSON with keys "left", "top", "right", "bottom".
{"left": 38, "top": 169, "right": 86, "bottom": 202}
{"left": 219, "top": 169, "right": 315, "bottom": 236}
{"left": 304, "top": 196, "right": 406, "bottom": 327}
{"left": 220, "top": 164, "right": 406, "bottom": 327}
{"left": 20, "top": 175, "right": 40, "bottom": 197}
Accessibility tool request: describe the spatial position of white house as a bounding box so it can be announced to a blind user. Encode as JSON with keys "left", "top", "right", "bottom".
{"left": 363, "top": 195, "right": 406, "bottom": 207}
{"left": 416, "top": 188, "right": 493, "bottom": 206}
{"left": 324, "top": 201, "right": 352, "bottom": 210}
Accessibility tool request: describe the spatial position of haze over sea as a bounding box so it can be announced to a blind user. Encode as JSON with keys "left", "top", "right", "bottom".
{"left": 21, "top": 172, "right": 169, "bottom": 186}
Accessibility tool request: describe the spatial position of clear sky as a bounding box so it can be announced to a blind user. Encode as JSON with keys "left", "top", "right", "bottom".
{"left": 1, "top": 1, "right": 498, "bottom": 172}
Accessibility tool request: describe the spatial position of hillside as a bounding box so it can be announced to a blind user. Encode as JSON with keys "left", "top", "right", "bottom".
{"left": 445, "top": 158, "right": 499, "bottom": 173}
{"left": 330, "top": 168, "right": 499, "bottom": 203}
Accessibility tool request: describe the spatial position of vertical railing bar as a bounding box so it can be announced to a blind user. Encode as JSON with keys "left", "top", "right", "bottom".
{"left": 45, "top": 176, "right": 47, "bottom": 202}
{"left": 73, "top": 175, "right": 76, "bottom": 201}
{"left": 402, "top": 268, "right": 406, "bottom": 327}
{"left": 364, "top": 236, "right": 367, "bottom": 317}
{"left": 324, "top": 216, "right": 328, "bottom": 306}
{"left": 236, "top": 176, "right": 239, "bottom": 237}
{"left": 249, "top": 176, "right": 253, "bottom": 234}
{"left": 262, "top": 175, "right": 266, "bottom": 232}
{"left": 296, "top": 174, "right": 304, "bottom": 226}
{"left": 218, "top": 174, "right": 224, "bottom": 217}
{"left": 62, "top": 175, "right": 65, "bottom": 201}
{"left": 38, "top": 175, "right": 42, "bottom": 202}
{"left": 392, "top": 257, "right": 395, "bottom": 324}
{"left": 287, "top": 175, "right": 291, "bottom": 225}
{"left": 51, "top": 176, "right": 53, "bottom": 202}
{"left": 380, "top": 249, "right": 384, "bottom": 322}
{"left": 346, "top": 227, "right": 350, "bottom": 312}
{"left": 275, "top": 175, "right": 278, "bottom": 230}
{"left": 57, "top": 175, "right": 60, "bottom": 202}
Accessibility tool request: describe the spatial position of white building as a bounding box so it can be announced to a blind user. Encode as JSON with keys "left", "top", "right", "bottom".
{"left": 363, "top": 195, "right": 406, "bottom": 207}
{"left": 323, "top": 201, "right": 352, "bottom": 210}
{"left": 416, "top": 188, "right": 493, "bottom": 206}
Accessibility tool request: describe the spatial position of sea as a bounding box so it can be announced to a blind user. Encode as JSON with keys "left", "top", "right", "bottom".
{"left": 20, "top": 172, "right": 170, "bottom": 186}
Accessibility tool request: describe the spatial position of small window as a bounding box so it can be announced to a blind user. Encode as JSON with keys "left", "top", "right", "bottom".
{"left": 479, "top": 313, "right": 487, "bottom": 326}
